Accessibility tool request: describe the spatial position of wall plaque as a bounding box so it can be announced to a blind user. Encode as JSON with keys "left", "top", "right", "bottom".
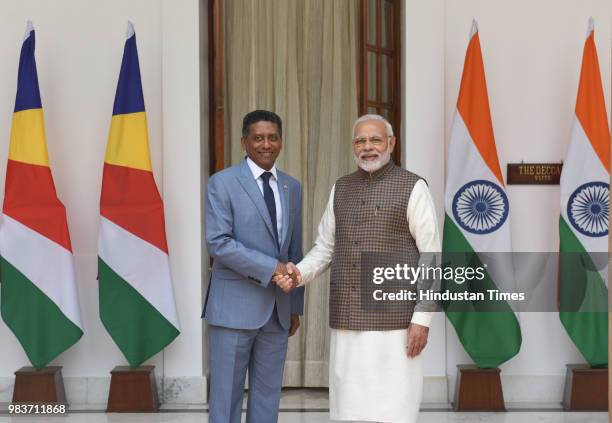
{"left": 507, "top": 163, "right": 562, "bottom": 185}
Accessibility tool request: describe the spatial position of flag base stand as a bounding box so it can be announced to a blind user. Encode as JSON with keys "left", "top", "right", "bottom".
{"left": 107, "top": 366, "right": 159, "bottom": 412}
{"left": 452, "top": 364, "right": 505, "bottom": 411}
{"left": 562, "top": 364, "right": 607, "bottom": 410}
{"left": 12, "top": 366, "right": 67, "bottom": 405}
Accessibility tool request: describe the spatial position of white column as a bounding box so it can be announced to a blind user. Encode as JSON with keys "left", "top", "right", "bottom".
{"left": 402, "top": 0, "right": 448, "bottom": 403}
{"left": 161, "top": 0, "right": 207, "bottom": 403}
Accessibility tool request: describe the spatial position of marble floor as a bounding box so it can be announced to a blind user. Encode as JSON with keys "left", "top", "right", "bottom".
{"left": 0, "top": 389, "right": 607, "bottom": 422}
{"left": 0, "top": 411, "right": 608, "bottom": 422}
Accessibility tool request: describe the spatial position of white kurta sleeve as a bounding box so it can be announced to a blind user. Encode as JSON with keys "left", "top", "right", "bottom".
{"left": 407, "top": 179, "right": 441, "bottom": 328}
{"left": 296, "top": 185, "right": 336, "bottom": 284}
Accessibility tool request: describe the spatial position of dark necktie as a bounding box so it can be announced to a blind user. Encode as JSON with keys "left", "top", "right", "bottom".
{"left": 261, "top": 172, "right": 279, "bottom": 245}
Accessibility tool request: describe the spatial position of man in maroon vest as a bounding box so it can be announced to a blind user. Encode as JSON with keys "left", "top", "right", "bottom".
{"left": 276, "top": 114, "right": 440, "bottom": 422}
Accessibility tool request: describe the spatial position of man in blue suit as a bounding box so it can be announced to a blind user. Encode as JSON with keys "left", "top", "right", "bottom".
{"left": 203, "top": 110, "right": 304, "bottom": 423}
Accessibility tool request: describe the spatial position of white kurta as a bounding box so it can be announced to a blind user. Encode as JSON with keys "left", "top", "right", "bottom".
{"left": 297, "top": 179, "right": 441, "bottom": 423}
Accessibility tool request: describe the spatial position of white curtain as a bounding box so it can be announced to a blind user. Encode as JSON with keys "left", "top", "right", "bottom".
{"left": 224, "top": 0, "right": 358, "bottom": 386}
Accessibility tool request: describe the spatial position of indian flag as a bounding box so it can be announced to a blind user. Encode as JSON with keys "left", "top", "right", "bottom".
{"left": 99, "top": 22, "right": 180, "bottom": 368}
{"left": 559, "top": 18, "right": 609, "bottom": 367}
{"left": 443, "top": 20, "right": 521, "bottom": 368}
{"left": 0, "top": 22, "right": 83, "bottom": 368}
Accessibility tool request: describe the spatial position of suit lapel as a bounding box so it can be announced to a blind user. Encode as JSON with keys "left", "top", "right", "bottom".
{"left": 237, "top": 160, "right": 278, "bottom": 247}
{"left": 277, "top": 172, "right": 290, "bottom": 247}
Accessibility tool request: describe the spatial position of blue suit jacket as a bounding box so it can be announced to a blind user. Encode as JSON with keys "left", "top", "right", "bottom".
{"left": 203, "top": 159, "right": 304, "bottom": 330}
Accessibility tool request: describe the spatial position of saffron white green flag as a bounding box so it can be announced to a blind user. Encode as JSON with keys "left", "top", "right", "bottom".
{"left": 443, "top": 21, "right": 521, "bottom": 368}
{"left": 559, "top": 18, "right": 609, "bottom": 367}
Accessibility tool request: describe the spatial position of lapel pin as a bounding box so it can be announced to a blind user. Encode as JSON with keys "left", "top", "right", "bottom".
{"left": 284, "top": 184, "right": 288, "bottom": 189}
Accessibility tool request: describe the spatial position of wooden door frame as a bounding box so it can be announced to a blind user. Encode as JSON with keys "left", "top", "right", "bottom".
{"left": 357, "top": 0, "right": 403, "bottom": 165}
{"left": 208, "top": 0, "right": 224, "bottom": 175}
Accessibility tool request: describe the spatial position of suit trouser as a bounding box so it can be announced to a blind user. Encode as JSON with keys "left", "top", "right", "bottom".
{"left": 208, "top": 309, "right": 289, "bottom": 423}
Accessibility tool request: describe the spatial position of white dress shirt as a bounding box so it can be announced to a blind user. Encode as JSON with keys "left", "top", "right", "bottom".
{"left": 246, "top": 157, "right": 283, "bottom": 242}
{"left": 296, "top": 178, "right": 441, "bottom": 327}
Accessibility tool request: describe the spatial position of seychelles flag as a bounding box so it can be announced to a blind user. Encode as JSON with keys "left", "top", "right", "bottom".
{"left": 98, "top": 22, "right": 180, "bottom": 368}
{"left": 0, "top": 22, "right": 83, "bottom": 368}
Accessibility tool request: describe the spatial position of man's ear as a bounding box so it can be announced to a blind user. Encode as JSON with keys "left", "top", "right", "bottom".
{"left": 388, "top": 136, "right": 396, "bottom": 151}
{"left": 240, "top": 137, "right": 246, "bottom": 150}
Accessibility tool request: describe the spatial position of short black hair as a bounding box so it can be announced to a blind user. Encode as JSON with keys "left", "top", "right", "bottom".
{"left": 242, "top": 110, "right": 283, "bottom": 139}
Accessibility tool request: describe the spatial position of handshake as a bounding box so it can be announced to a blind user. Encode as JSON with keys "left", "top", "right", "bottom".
{"left": 273, "top": 262, "right": 302, "bottom": 293}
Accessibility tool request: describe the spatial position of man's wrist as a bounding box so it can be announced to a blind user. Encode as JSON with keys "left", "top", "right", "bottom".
{"left": 410, "top": 311, "right": 432, "bottom": 327}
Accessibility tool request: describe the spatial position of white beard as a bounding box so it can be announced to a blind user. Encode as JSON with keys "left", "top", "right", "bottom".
{"left": 354, "top": 146, "right": 392, "bottom": 172}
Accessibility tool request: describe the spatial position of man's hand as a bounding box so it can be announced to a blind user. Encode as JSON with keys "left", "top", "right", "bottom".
{"left": 274, "top": 262, "right": 288, "bottom": 277}
{"left": 406, "top": 323, "right": 429, "bottom": 358}
{"left": 273, "top": 262, "right": 301, "bottom": 293}
{"left": 289, "top": 314, "right": 300, "bottom": 337}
